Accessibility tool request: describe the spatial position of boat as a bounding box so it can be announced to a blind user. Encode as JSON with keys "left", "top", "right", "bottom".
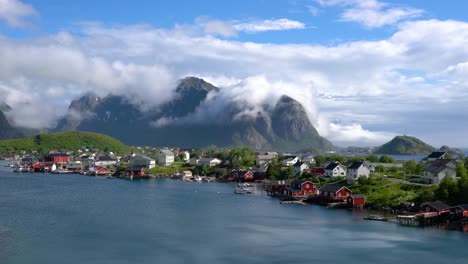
{"left": 106, "top": 176, "right": 115, "bottom": 179}
{"left": 363, "top": 215, "right": 388, "bottom": 221}
{"left": 234, "top": 186, "right": 253, "bottom": 194}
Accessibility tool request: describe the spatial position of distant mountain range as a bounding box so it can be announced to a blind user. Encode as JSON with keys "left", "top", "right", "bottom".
{"left": 0, "top": 103, "right": 22, "bottom": 140}
{"left": 374, "top": 136, "right": 436, "bottom": 155}
{"left": 53, "top": 77, "right": 333, "bottom": 152}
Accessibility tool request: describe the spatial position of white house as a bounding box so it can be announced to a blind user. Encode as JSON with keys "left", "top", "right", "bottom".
{"left": 181, "top": 151, "right": 190, "bottom": 162}
{"left": 426, "top": 151, "right": 446, "bottom": 162}
{"left": 346, "top": 161, "right": 370, "bottom": 184}
{"left": 256, "top": 154, "right": 275, "bottom": 166}
{"left": 157, "top": 150, "right": 175, "bottom": 166}
{"left": 199, "top": 158, "right": 222, "bottom": 167}
{"left": 94, "top": 154, "right": 118, "bottom": 166}
{"left": 129, "top": 155, "right": 156, "bottom": 169}
{"left": 324, "top": 162, "right": 347, "bottom": 177}
{"left": 293, "top": 162, "right": 309, "bottom": 176}
{"left": 302, "top": 156, "right": 315, "bottom": 165}
{"left": 282, "top": 156, "right": 300, "bottom": 167}
{"left": 422, "top": 159, "right": 457, "bottom": 184}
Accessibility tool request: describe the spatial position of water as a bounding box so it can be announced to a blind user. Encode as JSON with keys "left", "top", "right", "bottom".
{"left": 1, "top": 161, "right": 467, "bottom": 264}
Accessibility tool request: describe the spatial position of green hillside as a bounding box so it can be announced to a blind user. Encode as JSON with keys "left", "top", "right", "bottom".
{"left": 0, "top": 131, "right": 130, "bottom": 153}
{"left": 374, "top": 135, "right": 436, "bottom": 155}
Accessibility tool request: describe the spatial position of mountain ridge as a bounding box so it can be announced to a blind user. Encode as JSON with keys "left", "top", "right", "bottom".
{"left": 374, "top": 135, "right": 436, "bottom": 155}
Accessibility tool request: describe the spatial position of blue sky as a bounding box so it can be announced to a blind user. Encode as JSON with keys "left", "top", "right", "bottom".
{"left": 1, "top": 0, "right": 468, "bottom": 147}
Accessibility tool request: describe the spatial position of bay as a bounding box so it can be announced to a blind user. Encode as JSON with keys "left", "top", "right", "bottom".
{"left": 0, "top": 161, "right": 467, "bottom": 264}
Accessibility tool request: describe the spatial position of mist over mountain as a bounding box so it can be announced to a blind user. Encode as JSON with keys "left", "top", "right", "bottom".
{"left": 54, "top": 77, "right": 333, "bottom": 152}
{"left": 0, "top": 103, "right": 23, "bottom": 140}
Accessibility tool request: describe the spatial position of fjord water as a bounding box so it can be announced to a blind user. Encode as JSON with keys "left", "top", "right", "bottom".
{"left": 1, "top": 162, "right": 467, "bottom": 264}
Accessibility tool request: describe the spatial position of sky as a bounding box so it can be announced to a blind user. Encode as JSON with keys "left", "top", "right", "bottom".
{"left": 1, "top": 0, "right": 468, "bottom": 148}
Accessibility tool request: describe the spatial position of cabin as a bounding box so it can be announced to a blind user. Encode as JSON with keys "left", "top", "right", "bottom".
{"left": 125, "top": 167, "right": 145, "bottom": 178}
{"left": 324, "top": 162, "right": 347, "bottom": 177}
{"left": 95, "top": 154, "right": 118, "bottom": 166}
{"left": 319, "top": 184, "right": 352, "bottom": 202}
{"left": 346, "top": 161, "right": 370, "bottom": 184}
{"left": 282, "top": 180, "right": 318, "bottom": 198}
{"left": 420, "top": 201, "right": 451, "bottom": 215}
{"left": 347, "top": 194, "right": 366, "bottom": 208}
{"left": 263, "top": 180, "right": 289, "bottom": 196}
{"left": 230, "top": 170, "right": 254, "bottom": 182}
{"left": 450, "top": 204, "right": 468, "bottom": 218}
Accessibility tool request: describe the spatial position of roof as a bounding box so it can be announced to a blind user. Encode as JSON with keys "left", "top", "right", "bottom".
{"left": 291, "top": 179, "right": 306, "bottom": 185}
{"left": 293, "top": 161, "right": 305, "bottom": 167}
{"left": 133, "top": 155, "right": 154, "bottom": 161}
{"left": 427, "top": 151, "right": 446, "bottom": 159}
{"left": 350, "top": 194, "right": 365, "bottom": 199}
{"left": 160, "top": 150, "right": 174, "bottom": 156}
{"left": 256, "top": 154, "right": 275, "bottom": 160}
{"left": 452, "top": 204, "right": 468, "bottom": 210}
{"left": 422, "top": 201, "right": 450, "bottom": 211}
{"left": 348, "top": 161, "right": 364, "bottom": 170}
{"left": 200, "top": 157, "right": 221, "bottom": 162}
{"left": 425, "top": 159, "right": 456, "bottom": 174}
{"left": 325, "top": 162, "right": 341, "bottom": 170}
{"left": 319, "top": 184, "right": 347, "bottom": 193}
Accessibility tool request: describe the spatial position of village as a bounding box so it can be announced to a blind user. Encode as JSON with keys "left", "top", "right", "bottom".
{"left": 2, "top": 147, "right": 468, "bottom": 231}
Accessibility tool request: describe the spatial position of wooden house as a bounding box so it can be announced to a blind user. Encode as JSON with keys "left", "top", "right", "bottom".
{"left": 282, "top": 180, "right": 318, "bottom": 198}
{"left": 347, "top": 194, "right": 366, "bottom": 208}
{"left": 450, "top": 204, "right": 468, "bottom": 218}
{"left": 421, "top": 201, "right": 451, "bottom": 215}
{"left": 319, "top": 184, "right": 352, "bottom": 202}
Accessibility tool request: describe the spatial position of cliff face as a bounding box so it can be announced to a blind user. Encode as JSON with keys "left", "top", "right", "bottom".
{"left": 55, "top": 77, "right": 333, "bottom": 152}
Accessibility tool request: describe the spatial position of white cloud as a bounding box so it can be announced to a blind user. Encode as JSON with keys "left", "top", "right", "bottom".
{"left": 234, "top": 18, "right": 305, "bottom": 33}
{"left": 2, "top": 18, "right": 468, "bottom": 146}
{"left": 0, "top": 0, "right": 37, "bottom": 27}
{"left": 317, "top": 0, "right": 423, "bottom": 28}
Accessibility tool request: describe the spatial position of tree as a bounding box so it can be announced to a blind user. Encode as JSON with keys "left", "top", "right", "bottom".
{"left": 366, "top": 154, "right": 379, "bottom": 163}
{"left": 379, "top": 155, "right": 395, "bottom": 163}
{"left": 456, "top": 161, "right": 467, "bottom": 178}
{"left": 403, "top": 160, "right": 418, "bottom": 175}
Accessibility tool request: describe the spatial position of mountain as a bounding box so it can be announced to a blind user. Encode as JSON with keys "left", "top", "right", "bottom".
{"left": 55, "top": 77, "right": 333, "bottom": 152}
{"left": 0, "top": 103, "right": 22, "bottom": 140}
{"left": 374, "top": 136, "right": 436, "bottom": 155}
{"left": 439, "top": 145, "right": 465, "bottom": 158}
{"left": 0, "top": 131, "right": 129, "bottom": 153}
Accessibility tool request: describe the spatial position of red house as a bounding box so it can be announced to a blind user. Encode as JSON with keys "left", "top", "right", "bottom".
{"left": 450, "top": 204, "right": 468, "bottom": 218}
{"left": 310, "top": 167, "right": 325, "bottom": 177}
{"left": 126, "top": 167, "right": 145, "bottom": 178}
{"left": 43, "top": 153, "right": 69, "bottom": 163}
{"left": 319, "top": 184, "right": 352, "bottom": 202}
{"left": 230, "top": 170, "right": 255, "bottom": 182}
{"left": 347, "top": 194, "right": 366, "bottom": 208}
{"left": 264, "top": 180, "right": 289, "bottom": 196}
{"left": 421, "top": 201, "right": 451, "bottom": 215}
{"left": 283, "top": 180, "right": 318, "bottom": 198}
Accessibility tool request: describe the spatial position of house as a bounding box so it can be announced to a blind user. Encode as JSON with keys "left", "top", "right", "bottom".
{"left": 319, "top": 184, "right": 352, "bottom": 202}
{"left": 347, "top": 194, "right": 366, "bottom": 208}
{"left": 450, "top": 204, "right": 468, "bottom": 218}
{"left": 426, "top": 151, "right": 446, "bottom": 161}
{"left": 282, "top": 156, "right": 300, "bottom": 167}
{"left": 189, "top": 157, "right": 200, "bottom": 166}
{"left": 95, "top": 154, "right": 118, "bottom": 166}
{"left": 125, "top": 167, "right": 145, "bottom": 178}
{"left": 310, "top": 167, "right": 325, "bottom": 177}
{"left": 302, "top": 155, "right": 315, "bottom": 165}
{"left": 199, "top": 158, "right": 222, "bottom": 167}
{"left": 282, "top": 180, "right": 318, "bottom": 198}
{"left": 43, "top": 153, "right": 69, "bottom": 164}
{"left": 129, "top": 155, "right": 156, "bottom": 169}
{"left": 346, "top": 161, "right": 370, "bottom": 184}
{"left": 422, "top": 159, "right": 457, "bottom": 184}
{"left": 157, "top": 150, "right": 175, "bottom": 166}
{"left": 293, "top": 162, "right": 309, "bottom": 176}
{"left": 421, "top": 201, "right": 451, "bottom": 215}
{"left": 263, "top": 180, "right": 289, "bottom": 196}
{"left": 181, "top": 170, "right": 193, "bottom": 181}
{"left": 324, "top": 162, "right": 347, "bottom": 177}
{"left": 229, "top": 170, "right": 255, "bottom": 182}
{"left": 363, "top": 161, "right": 376, "bottom": 173}
{"left": 94, "top": 166, "right": 111, "bottom": 176}
{"left": 255, "top": 154, "right": 275, "bottom": 166}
